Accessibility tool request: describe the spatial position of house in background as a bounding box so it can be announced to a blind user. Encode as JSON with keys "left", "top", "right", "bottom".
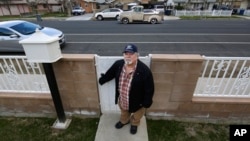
{"left": 0, "top": 0, "right": 62, "bottom": 16}
{"left": 78, "top": 0, "right": 249, "bottom": 12}
{"left": 78, "top": 0, "right": 140, "bottom": 12}
{"left": 0, "top": 0, "right": 249, "bottom": 16}
{"left": 79, "top": 0, "right": 97, "bottom": 13}
{"left": 170, "top": 0, "right": 249, "bottom": 10}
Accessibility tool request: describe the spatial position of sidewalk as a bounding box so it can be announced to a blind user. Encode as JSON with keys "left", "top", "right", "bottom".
{"left": 64, "top": 13, "right": 250, "bottom": 21}
{"left": 235, "top": 15, "right": 250, "bottom": 19}
{"left": 65, "top": 13, "right": 94, "bottom": 21}
{"left": 65, "top": 13, "right": 180, "bottom": 21}
{"left": 95, "top": 113, "right": 148, "bottom": 141}
{"left": 164, "top": 15, "right": 180, "bottom": 20}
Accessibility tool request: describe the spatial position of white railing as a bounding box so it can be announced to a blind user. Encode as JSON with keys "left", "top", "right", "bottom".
{"left": 173, "top": 0, "right": 188, "bottom": 3}
{"left": 190, "top": 0, "right": 204, "bottom": 2}
{"left": 175, "top": 10, "right": 232, "bottom": 17}
{"left": 194, "top": 57, "right": 250, "bottom": 97}
{"left": 244, "top": 10, "right": 250, "bottom": 16}
{"left": 0, "top": 56, "right": 49, "bottom": 93}
{"left": 2, "top": 55, "right": 249, "bottom": 98}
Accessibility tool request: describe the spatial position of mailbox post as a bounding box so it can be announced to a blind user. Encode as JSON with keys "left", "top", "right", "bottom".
{"left": 19, "top": 30, "right": 71, "bottom": 129}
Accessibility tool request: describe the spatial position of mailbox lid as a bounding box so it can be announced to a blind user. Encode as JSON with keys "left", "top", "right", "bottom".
{"left": 19, "top": 29, "right": 59, "bottom": 44}
{"left": 19, "top": 29, "right": 62, "bottom": 63}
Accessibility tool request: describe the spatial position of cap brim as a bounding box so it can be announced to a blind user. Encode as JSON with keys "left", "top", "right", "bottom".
{"left": 123, "top": 50, "right": 135, "bottom": 53}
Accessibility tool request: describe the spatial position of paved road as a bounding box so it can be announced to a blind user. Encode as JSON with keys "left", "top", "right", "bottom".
{"left": 1, "top": 15, "right": 250, "bottom": 57}
{"left": 57, "top": 19, "right": 250, "bottom": 57}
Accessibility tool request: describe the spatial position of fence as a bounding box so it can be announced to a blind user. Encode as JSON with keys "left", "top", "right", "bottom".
{"left": 1, "top": 55, "right": 250, "bottom": 97}
{"left": 194, "top": 56, "right": 250, "bottom": 97}
{"left": 1, "top": 54, "right": 250, "bottom": 120}
{"left": 0, "top": 56, "right": 49, "bottom": 93}
{"left": 175, "top": 10, "right": 233, "bottom": 16}
{"left": 244, "top": 10, "right": 250, "bottom": 16}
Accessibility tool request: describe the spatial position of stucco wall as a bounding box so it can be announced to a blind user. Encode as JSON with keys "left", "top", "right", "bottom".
{"left": 147, "top": 54, "right": 250, "bottom": 123}
{"left": 52, "top": 54, "right": 100, "bottom": 117}
{"left": 1, "top": 54, "right": 250, "bottom": 123}
{"left": 147, "top": 54, "right": 203, "bottom": 116}
{"left": 0, "top": 93, "right": 55, "bottom": 117}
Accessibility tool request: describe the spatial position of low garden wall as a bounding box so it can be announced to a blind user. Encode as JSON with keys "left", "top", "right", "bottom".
{"left": 1, "top": 54, "right": 250, "bottom": 123}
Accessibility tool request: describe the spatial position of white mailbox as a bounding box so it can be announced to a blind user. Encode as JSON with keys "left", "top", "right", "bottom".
{"left": 19, "top": 29, "right": 62, "bottom": 63}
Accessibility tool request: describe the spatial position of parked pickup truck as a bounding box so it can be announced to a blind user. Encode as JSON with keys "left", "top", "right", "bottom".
{"left": 118, "top": 6, "right": 164, "bottom": 24}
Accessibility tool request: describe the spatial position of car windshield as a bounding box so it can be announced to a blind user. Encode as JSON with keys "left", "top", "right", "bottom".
{"left": 10, "top": 22, "right": 43, "bottom": 35}
{"left": 102, "top": 9, "right": 111, "bottom": 12}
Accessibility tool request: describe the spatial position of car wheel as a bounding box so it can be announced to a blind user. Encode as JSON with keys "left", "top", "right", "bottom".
{"left": 150, "top": 18, "right": 157, "bottom": 24}
{"left": 122, "top": 18, "right": 129, "bottom": 24}
{"left": 97, "top": 15, "right": 103, "bottom": 21}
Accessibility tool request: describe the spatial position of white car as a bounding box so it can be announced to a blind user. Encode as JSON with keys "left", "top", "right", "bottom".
{"left": 0, "top": 20, "right": 66, "bottom": 46}
{"left": 95, "top": 8, "right": 123, "bottom": 20}
{"left": 72, "top": 7, "right": 85, "bottom": 15}
{"left": 154, "top": 5, "right": 165, "bottom": 13}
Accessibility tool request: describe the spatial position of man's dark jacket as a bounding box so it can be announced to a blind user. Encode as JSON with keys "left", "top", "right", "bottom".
{"left": 99, "top": 59, "right": 154, "bottom": 113}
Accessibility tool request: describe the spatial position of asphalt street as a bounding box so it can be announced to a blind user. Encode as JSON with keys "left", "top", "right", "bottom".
{"left": 61, "top": 16, "right": 250, "bottom": 57}
{"left": 1, "top": 14, "right": 250, "bottom": 57}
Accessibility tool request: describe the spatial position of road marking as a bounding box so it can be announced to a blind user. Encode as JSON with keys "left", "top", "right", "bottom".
{"left": 67, "top": 42, "right": 250, "bottom": 44}
{"left": 65, "top": 33, "right": 250, "bottom": 36}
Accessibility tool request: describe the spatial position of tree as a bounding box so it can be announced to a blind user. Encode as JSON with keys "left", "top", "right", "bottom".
{"left": 26, "top": 0, "right": 39, "bottom": 14}
{"left": 26, "top": 0, "right": 51, "bottom": 14}
{"left": 40, "top": 0, "right": 51, "bottom": 12}
{"left": 55, "top": 0, "right": 72, "bottom": 16}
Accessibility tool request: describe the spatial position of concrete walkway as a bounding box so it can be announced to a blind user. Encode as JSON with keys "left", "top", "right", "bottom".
{"left": 95, "top": 113, "right": 148, "bottom": 141}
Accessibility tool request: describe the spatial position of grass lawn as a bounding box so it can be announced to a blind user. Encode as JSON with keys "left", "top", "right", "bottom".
{"left": 0, "top": 12, "right": 68, "bottom": 21}
{"left": 147, "top": 119, "right": 229, "bottom": 141}
{"left": 0, "top": 117, "right": 229, "bottom": 141}
{"left": 0, "top": 117, "right": 98, "bottom": 141}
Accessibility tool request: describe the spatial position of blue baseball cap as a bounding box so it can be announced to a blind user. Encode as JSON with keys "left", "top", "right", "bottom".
{"left": 123, "top": 44, "right": 138, "bottom": 53}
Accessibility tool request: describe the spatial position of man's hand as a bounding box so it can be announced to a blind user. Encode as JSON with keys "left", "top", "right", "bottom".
{"left": 100, "top": 73, "right": 105, "bottom": 77}
{"left": 99, "top": 73, "right": 105, "bottom": 85}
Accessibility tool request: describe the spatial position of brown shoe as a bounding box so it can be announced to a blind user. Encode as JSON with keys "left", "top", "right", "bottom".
{"left": 115, "top": 121, "right": 129, "bottom": 129}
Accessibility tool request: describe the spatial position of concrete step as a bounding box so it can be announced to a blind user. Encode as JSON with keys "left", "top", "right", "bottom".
{"left": 95, "top": 113, "right": 148, "bottom": 141}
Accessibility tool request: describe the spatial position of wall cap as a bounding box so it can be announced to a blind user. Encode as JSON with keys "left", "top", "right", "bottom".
{"left": 61, "top": 54, "right": 95, "bottom": 61}
{"left": 193, "top": 96, "right": 250, "bottom": 104}
{"left": 151, "top": 54, "right": 204, "bottom": 62}
{"left": 0, "top": 92, "right": 51, "bottom": 99}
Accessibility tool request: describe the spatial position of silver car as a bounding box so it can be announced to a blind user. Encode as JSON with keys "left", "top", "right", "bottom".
{"left": 95, "top": 8, "right": 123, "bottom": 20}
{"left": 0, "top": 20, "right": 66, "bottom": 46}
{"left": 71, "top": 7, "right": 85, "bottom": 15}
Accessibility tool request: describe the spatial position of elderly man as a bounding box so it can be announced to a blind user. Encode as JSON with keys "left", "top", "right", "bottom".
{"left": 99, "top": 44, "right": 154, "bottom": 134}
